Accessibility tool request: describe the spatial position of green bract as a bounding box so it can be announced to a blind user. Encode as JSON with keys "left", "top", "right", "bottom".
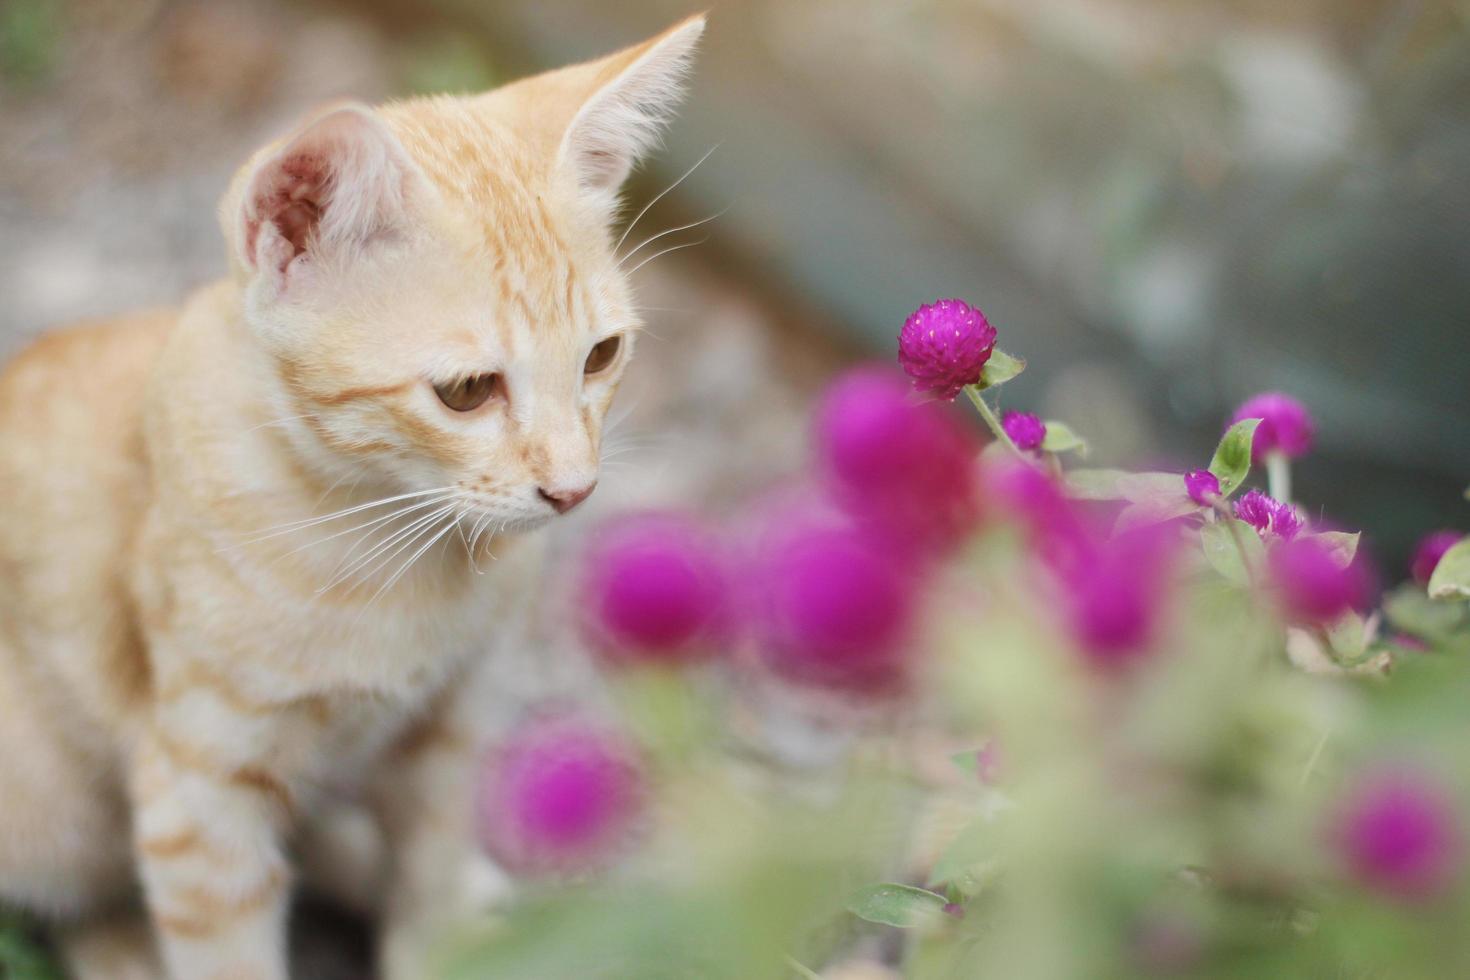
{"left": 1427, "top": 537, "right": 1470, "bottom": 600}
{"left": 1208, "top": 418, "right": 1261, "bottom": 498}
{"left": 975, "top": 349, "right": 1025, "bottom": 389}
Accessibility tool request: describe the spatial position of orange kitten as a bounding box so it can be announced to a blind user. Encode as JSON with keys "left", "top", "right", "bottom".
{"left": 0, "top": 15, "right": 704, "bottom": 979}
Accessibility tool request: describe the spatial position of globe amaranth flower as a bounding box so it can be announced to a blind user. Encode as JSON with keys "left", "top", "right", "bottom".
{"left": 1059, "top": 524, "right": 1178, "bottom": 671}
{"left": 476, "top": 716, "right": 644, "bottom": 876}
{"left": 813, "top": 367, "right": 982, "bottom": 558}
{"left": 745, "top": 505, "right": 919, "bottom": 695}
{"left": 1184, "top": 470, "right": 1221, "bottom": 507}
{"left": 1333, "top": 768, "right": 1462, "bottom": 902}
{"left": 1234, "top": 489, "right": 1303, "bottom": 541}
{"left": 1268, "top": 536, "right": 1372, "bottom": 625}
{"left": 984, "top": 459, "right": 1091, "bottom": 576}
{"left": 1410, "top": 530, "right": 1464, "bottom": 586}
{"left": 578, "top": 512, "right": 729, "bottom": 665}
{"left": 897, "top": 298, "right": 997, "bottom": 400}
{"left": 1230, "top": 392, "right": 1315, "bottom": 464}
{"left": 1001, "top": 410, "right": 1047, "bottom": 452}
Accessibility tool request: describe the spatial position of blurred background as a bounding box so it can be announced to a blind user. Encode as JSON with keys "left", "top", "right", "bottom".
{"left": 2, "top": 0, "right": 1467, "bottom": 570}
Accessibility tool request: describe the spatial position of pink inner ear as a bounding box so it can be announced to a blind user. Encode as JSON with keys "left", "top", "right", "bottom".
{"left": 245, "top": 152, "right": 332, "bottom": 275}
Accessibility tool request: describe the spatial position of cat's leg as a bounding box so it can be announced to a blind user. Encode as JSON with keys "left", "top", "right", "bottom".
{"left": 128, "top": 715, "right": 295, "bottom": 980}
{"left": 55, "top": 910, "right": 163, "bottom": 980}
{"left": 372, "top": 697, "right": 516, "bottom": 980}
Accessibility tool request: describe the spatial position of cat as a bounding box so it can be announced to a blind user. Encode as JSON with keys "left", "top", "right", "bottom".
{"left": 0, "top": 13, "right": 704, "bottom": 979}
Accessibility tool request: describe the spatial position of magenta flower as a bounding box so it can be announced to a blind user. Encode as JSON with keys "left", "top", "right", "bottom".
{"left": 985, "top": 459, "right": 1091, "bottom": 575}
{"left": 814, "top": 367, "right": 981, "bottom": 557}
{"left": 1001, "top": 410, "right": 1047, "bottom": 451}
{"left": 1059, "top": 525, "right": 1177, "bottom": 670}
{"left": 1234, "top": 489, "right": 1303, "bottom": 541}
{"left": 1184, "top": 470, "right": 1221, "bottom": 506}
{"left": 476, "top": 716, "right": 644, "bottom": 876}
{"left": 897, "top": 298, "right": 997, "bottom": 400}
{"left": 1230, "top": 392, "right": 1315, "bottom": 463}
{"left": 579, "top": 512, "right": 729, "bottom": 665}
{"left": 1410, "top": 530, "right": 1464, "bottom": 586}
{"left": 1333, "top": 768, "right": 1462, "bottom": 902}
{"left": 746, "top": 507, "right": 918, "bottom": 695}
{"left": 1268, "top": 536, "right": 1371, "bottom": 625}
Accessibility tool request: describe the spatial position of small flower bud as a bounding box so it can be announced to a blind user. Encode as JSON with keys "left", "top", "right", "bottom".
{"left": 1001, "top": 410, "right": 1046, "bottom": 451}
{"left": 1183, "top": 469, "right": 1221, "bottom": 506}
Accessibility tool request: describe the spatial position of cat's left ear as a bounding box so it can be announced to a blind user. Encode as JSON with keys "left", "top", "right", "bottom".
{"left": 553, "top": 14, "right": 705, "bottom": 205}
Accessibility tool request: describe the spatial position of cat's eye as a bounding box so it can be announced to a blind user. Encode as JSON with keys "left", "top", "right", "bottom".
{"left": 433, "top": 373, "right": 502, "bottom": 413}
{"left": 584, "top": 335, "right": 623, "bottom": 375}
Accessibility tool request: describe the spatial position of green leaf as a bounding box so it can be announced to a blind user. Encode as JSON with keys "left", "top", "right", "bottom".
{"left": 1067, "top": 470, "right": 1184, "bottom": 503}
{"left": 1427, "top": 538, "right": 1470, "bottom": 600}
{"left": 847, "top": 883, "right": 947, "bottom": 928}
{"left": 1040, "top": 420, "right": 1088, "bottom": 456}
{"left": 976, "top": 349, "right": 1025, "bottom": 389}
{"left": 1384, "top": 584, "right": 1468, "bottom": 640}
{"left": 1207, "top": 419, "right": 1260, "bottom": 498}
{"left": 1114, "top": 496, "right": 1199, "bottom": 533}
{"left": 1313, "top": 531, "right": 1360, "bottom": 568}
{"left": 1200, "top": 519, "right": 1263, "bottom": 586}
{"left": 1326, "top": 612, "right": 1370, "bottom": 662}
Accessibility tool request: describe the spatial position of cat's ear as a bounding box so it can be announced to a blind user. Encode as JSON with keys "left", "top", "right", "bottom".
{"left": 229, "top": 104, "right": 429, "bottom": 287}
{"left": 552, "top": 14, "right": 705, "bottom": 203}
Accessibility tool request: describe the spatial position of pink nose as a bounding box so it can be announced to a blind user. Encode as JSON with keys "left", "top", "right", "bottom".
{"left": 538, "top": 482, "right": 596, "bottom": 514}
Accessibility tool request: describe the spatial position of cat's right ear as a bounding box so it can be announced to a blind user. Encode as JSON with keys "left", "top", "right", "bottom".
{"left": 226, "top": 104, "right": 429, "bottom": 292}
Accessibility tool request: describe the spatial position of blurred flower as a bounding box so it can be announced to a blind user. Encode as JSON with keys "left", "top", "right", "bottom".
{"left": 1230, "top": 392, "right": 1315, "bottom": 463}
{"left": 746, "top": 507, "right": 918, "bottom": 695}
{"left": 1268, "top": 536, "right": 1371, "bottom": 625}
{"left": 814, "top": 366, "right": 981, "bottom": 558}
{"left": 1410, "top": 530, "right": 1464, "bottom": 586}
{"left": 1184, "top": 469, "right": 1220, "bottom": 507}
{"left": 985, "top": 459, "right": 1091, "bottom": 574}
{"left": 1235, "top": 489, "right": 1303, "bottom": 541}
{"left": 476, "top": 716, "right": 644, "bottom": 876}
{"left": 1333, "top": 768, "right": 1462, "bottom": 902}
{"left": 897, "top": 298, "right": 996, "bottom": 400}
{"left": 579, "top": 512, "right": 729, "bottom": 665}
{"left": 1001, "top": 410, "right": 1046, "bottom": 451}
{"left": 1059, "top": 525, "right": 1177, "bottom": 671}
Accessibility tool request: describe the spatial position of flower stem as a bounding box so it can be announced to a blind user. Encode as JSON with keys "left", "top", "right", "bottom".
{"left": 1266, "top": 452, "right": 1291, "bottom": 505}
{"left": 964, "top": 385, "right": 1022, "bottom": 457}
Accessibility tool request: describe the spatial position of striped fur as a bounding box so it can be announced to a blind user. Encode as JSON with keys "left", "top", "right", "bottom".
{"left": 0, "top": 15, "right": 704, "bottom": 979}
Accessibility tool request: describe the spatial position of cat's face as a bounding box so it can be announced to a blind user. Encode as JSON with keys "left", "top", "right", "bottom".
{"left": 224, "top": 16, "right": 702, "bottom": 532}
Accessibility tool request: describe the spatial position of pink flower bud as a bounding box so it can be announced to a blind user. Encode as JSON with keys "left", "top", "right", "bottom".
{"left": 1001, "top": 410, "right": 1047, "bottom": 451}
{"left": 897, "top": 298, "right": 997, "bottom": 401}
{"left": 814, "top": 367, "right": 981, "bottom": 558}
{"left": 746, "top": 506, "right": 919, "bottom": 695}
{"left": 1333, "top": 768, "right": 1462, "bottom": 902}
{"left": 1410, "top": 530, "right": 1464, "bottom": 586}
{"left": 1268, "top": 536, "right": 1371, "bottom": 625}
{"left": 1234, "top": 489, "right": 1303, "bottom": 541}
{"left": 1183, "top": 469, "right": 1220, "bottom": 506}
{"left": 578, "top": 512, "right": 729, "bottom": 665}
{"left": 1230, "top": 392, "right": 1315, "bottom": 463}
{"left": 476, "top": 717, "right": 644, "bottom": 876}
{"left": 1059, "top": 525, "right": 1177, "bottom": 670}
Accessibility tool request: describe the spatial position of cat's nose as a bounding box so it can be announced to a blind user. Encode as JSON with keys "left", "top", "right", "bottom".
{"left": 538, "top": 482, "right": 597, "bottom": 514}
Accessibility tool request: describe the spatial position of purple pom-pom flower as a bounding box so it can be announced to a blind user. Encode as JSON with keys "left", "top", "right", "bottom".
{"left": 476, "top": 716, "right": 644, "bottom": 876}
{"left": 813, "top": 367, "right": 981, "bottom": 558}
{"left": 1184, "top": 470, "right": 1221, "bottom": 507}
{"left": 1410, "top": 530, "right": 1464, "bottom": 586}
{"left": 1230, "top": 392, "right": 1315, "bottom": 464}
{"left": 745, "top": 505, "right": 919, "bottom": 695}
{"left": 1333, "top": 768, "right": 1463, "bottom": 902}
{"left": 579, "top": 512, "right": 729, "bottom": 665}
{"left": 897, "top": 299, "right": 997, "bottom": 400}
{"left": 1058, "top": 525, "right": 1177, "bottom": 671}
{"left": 1235, "top": 489, "right": 1303, "bottom": 541}
{"left": 1001, "top": 410, "right": 1046, "bottom": 452}
{"left": 1268, "top": 536, "right": 1371, "bottom": 625}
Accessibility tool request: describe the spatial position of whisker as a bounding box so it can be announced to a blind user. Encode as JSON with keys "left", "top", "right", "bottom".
{"left": 617, "top": 206, "right": 730, "bottom": 269}
{"left": 625, "top": 237, "right": 709, "bottom": 278}
{"left": 363, "top": 515, "right": 460, "bottom": 610}
{"left": 242, "top": 413, "right": 320, "bottom": 435}
{"left": 320, "top": 502, "right": 459, "bottom": 593}
{"left": 614, "top": 144, "right": 720, "bottom": 254}
{"left": 228, "top": 486, "right": 455, "bottom": 547}
{"left": 281, "top": 493, "right": 457, "bottom": 563}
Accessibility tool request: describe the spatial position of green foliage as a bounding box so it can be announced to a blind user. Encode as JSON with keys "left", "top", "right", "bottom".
{"left": 0, "top": 914, "right": 59, "bottom": 980}
{"left": 847, "top": 883, "right": 948, "bottom": 928}
{"left": 976, "top": 350, "right": 1025, "bottom": 389}
{"left": 1208, "top": 419, "right": 1261, "bottom": 498}
{"left": 1200, "top": 518, "right": 1262, "bottom": 586}
{"left": 1428, "top": 538, "right": 1470, "bottom": 600}
{"left": 0, "top": 0, "right": 61, "bottom": 86}
{"left": 1040, "top": 421, "right": 1088, "bottom": 456}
